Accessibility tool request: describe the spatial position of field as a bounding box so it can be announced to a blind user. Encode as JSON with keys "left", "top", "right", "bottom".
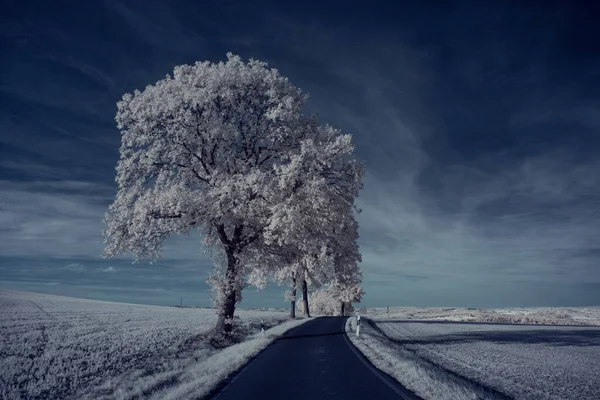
{"left": 364, "top": 306, "right": 600, "bottom": 326}
{"left": 0, "top": 289, "right": 305, "bottom": 400}
{"left": 4, "top": 290, "right": 599, "bottom": 400}
{"left": 347, "top": 308, "right": 600, "bottom": 400}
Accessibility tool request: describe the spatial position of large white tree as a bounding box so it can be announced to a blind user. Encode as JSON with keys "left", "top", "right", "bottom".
{"left": 103, "top": 54, "right": 312, "bottom": 334}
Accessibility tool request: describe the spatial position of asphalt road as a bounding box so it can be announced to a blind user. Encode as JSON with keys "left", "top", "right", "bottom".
{"left": 209, "top": 316, "right": 421, "bottom": 400}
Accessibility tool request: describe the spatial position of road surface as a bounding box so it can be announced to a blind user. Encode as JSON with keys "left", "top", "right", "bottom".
{"left": 209, "top": 316, "right": 420, "bottom": 400}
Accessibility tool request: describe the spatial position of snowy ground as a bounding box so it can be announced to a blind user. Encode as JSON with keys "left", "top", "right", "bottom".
{"left": 0, "top": 289, "right": 308, "bottom": 400}
{"left": 364, "top": 306, "right": 600, "bottom": 326}
{"left": 347, "top": 313, "right": 600, "bottom": 400}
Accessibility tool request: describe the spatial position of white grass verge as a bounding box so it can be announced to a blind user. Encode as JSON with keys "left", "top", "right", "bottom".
{"left": 141, "top": 318, "right": 310, "bottom": 400}
{"left": 344, "top": 317, "right": 503, "bottom": 400}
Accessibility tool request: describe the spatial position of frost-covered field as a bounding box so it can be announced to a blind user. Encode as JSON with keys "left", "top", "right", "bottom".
{"left": 0, "top": 289, "right": 306, "bottom": 400}
{"left": 347, "top": 316, "right": 600, "bottom": 400}
{"left": 365, "top": 306, "right": 600, "bottom": 326}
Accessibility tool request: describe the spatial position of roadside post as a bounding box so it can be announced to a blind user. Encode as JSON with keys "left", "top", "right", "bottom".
{"left": 356, "top": 314, "right": 361, "bottom": 337}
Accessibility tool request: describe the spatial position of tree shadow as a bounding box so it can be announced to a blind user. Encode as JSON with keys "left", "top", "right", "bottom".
{"left": 370, "top": 320, "right": 600, "bottom": 347}
{"left": 279, "top": 331, "right": 347, "bottom": 340}
{"left": 375, "top": 319, "right": 595, "bottom": 327}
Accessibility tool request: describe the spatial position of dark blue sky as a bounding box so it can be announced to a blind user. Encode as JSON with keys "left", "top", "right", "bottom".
{"left": 1, "top": 0, "right": 599, "bottom": 308}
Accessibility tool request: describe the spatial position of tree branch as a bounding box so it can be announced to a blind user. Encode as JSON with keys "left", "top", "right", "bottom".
{"left": 149, "top": 212, "right": 183, "bottom": 219}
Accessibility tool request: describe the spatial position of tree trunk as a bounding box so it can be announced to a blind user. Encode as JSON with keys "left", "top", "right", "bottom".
{"left": 341, "top": 302, "right": 345, "bottom": 317}
{"left": 301, "top": 278, "right": 310, "bottom": 317}
{"left": 290, "top": 276, "right": 297, "bottom": 319}
{"left": 214, "top": 224, "right": 246, "bottom": 336}
{"left": 215, "top": 230, "right": 240, "bottom": 335}
{"left": 216, "top": 280, "right": 236, "bottom": 335}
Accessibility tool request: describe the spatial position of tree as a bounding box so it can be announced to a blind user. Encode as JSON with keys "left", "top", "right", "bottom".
{"left": 287, "top": 273, "right": 298, "bottom": 318}
{"left": 258, "top": 120, "right": 364, "bottom": 318}
{"left": 296, "top": 286, "right": 356, "bottom": 316}
{"left": 330, "top": 278, "right": 364, "bottom": 316}
{"left": 295, "top": 245, "right": 365, "bottom": 317}
{"left": 274, "top": 257, "right": 301, "bottom": 318}
{"left": 103, "top": 53, "right": 311, "bottom": 335}
{"left": 327, "top": 219, "right": 365, "bottom": 316}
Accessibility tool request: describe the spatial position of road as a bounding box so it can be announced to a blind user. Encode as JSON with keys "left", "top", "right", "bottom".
{"left": 209, "top": 316, "right": 420, "bottom": 400}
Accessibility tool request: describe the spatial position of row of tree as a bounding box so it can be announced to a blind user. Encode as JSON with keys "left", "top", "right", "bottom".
{"left": 297, "top": 287, "right": 358, "bottom": 316}
{"left": 103, "top": 54, "right": 364, "bottom": 335}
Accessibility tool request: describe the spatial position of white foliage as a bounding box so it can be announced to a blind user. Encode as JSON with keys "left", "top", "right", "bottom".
{"left": 104, "top": 53, "right": 306, "bottom": 263}
{"left": 284, "top": 289, "right": 297, "bottom": 302}
{"left": 296, "top": 287, "right": 356, "bottom": 316}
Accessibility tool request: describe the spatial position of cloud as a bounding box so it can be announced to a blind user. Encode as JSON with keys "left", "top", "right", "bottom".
{"left": 102, "top": 266, "right": 117, "bottom": 273}
{"left": 0, "top": 180, "right": 211, "bottom": 262}
{"left": 105, "top": 0, "right": 208, "bottom": 54}
{"left": 41, "top": 54, "right": 116, "bottom": 90}
{"left": 0, "top": 180, "right": 113, "bottom": 259}
{"left": 356, "top": 149, "right": 600, "bottom": 288}
{"left": 63, "top": 263, "right": 86, "bottom": 271}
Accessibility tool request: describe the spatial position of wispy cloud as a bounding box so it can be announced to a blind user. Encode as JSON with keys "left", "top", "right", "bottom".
{"left": 0, "top": 180, "right": 113, "bottom": 259}
{"left": 0, "top": 180, "right": 211, "bottom": 262}
{"left": 105, "top": 0, "right": 209, "bottom": 55}
{"left": 63, "top": 263, "right": 86, "bottom": 271}
{"left": 356, "top": 150, "right": 600, "bottom": 297}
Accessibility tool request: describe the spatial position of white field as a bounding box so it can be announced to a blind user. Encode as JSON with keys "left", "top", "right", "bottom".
{"left": 0, "top": 289, "right": 308, "bottom": 400}
{"left": 365, "top": 306, "right": 600, "bottom": 326}
{"left": 347, "top": 308, "right": 600, "bottom": 400}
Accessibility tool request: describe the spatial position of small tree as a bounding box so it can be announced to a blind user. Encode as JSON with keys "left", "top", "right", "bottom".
{"left": 286, "top": 272, "right": 298, "bottom": 318}
{"left": 260, "top": 120, "right": 364, "bottom": 319}
{"left": 296, "top": 287, "right": 355, "bottom": 316}
{"left": 327, "top": 226, "right": 365, "bottom": 316}
{"left": 271, "top": 254, "right": 302, "bottom": 318}
{"left": 103, "top": 54, "right": 312, "bottom": 335}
